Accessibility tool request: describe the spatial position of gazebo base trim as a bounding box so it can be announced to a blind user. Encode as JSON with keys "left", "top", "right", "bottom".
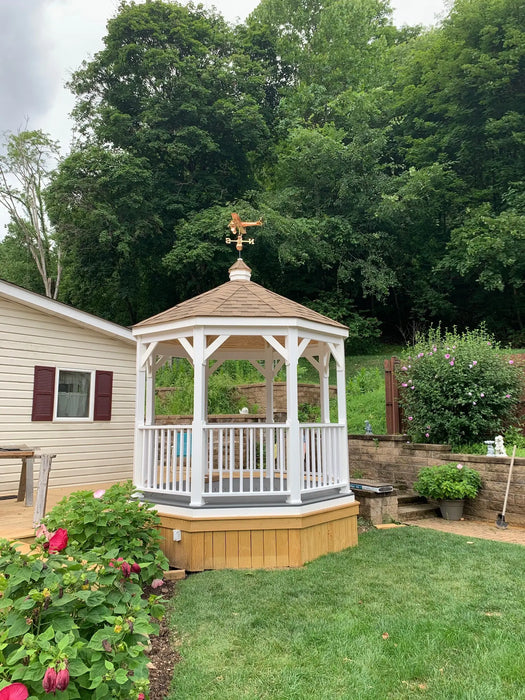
{"left": 144, "top": 486, "right": 350, "bottom": 509}
{"left": 155, "top": 496, "right": 359, "bottom": 571}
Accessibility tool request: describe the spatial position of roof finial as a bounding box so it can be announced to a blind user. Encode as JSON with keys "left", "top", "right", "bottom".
{"left": 226, "top": 212, "right": 263, "bottom": 257}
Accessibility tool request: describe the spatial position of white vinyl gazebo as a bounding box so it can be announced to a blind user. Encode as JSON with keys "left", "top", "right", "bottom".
{"left": 132, "top": 258, "right": 358, "bottom": 570}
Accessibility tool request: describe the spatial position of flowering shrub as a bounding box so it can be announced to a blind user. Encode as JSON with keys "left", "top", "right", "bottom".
{"left": 40, "top": 482, "right": 168, "bottom": 585}
{"left": 0, "top": 539, "right": 164, "bottom": 699}
{"left": 397, "top": 327, "right": 522, "bottom": 445}
{"left": 413, "top": 463, "right": 482, "bottom": 500}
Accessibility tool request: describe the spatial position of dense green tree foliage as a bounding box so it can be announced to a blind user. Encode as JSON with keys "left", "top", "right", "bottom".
{"left": 35, "top": 0, "right": 525, "bottom": 343}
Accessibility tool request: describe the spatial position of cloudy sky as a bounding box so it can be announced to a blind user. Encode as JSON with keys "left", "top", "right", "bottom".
{"left": 0, "top": 0, "right": 448, "bottom": 233}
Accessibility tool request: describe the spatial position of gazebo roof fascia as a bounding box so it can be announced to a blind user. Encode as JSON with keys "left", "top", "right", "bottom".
{"left": 132, "top": 315, "right": 349, "bottom": 342}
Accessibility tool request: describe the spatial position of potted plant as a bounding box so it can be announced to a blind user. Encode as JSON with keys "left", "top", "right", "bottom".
{"left": 413, "top": 462, "right": 482, "bottom": 520}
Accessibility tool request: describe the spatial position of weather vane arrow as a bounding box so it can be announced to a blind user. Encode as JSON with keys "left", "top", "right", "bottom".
{"left": 226, "top": 212, "right": 263, "bottom": 256}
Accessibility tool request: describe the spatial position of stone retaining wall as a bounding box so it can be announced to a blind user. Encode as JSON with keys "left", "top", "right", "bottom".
{"left": 348, "top": 435, "right": 525, "bottom": 526}
{"left": 233, "top": 383, "right": 337, "bottom": 411}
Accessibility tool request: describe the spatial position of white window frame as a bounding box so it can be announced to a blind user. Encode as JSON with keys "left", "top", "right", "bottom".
{"left": 53, "top": 368, "right": 96, "bottom": 422}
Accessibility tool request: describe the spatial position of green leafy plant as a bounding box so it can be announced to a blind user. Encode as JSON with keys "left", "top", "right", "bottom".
{"left": 0, "top": 540, "right": 164, "bottom": 699}
{"left": 397, "top": 326, "right": 522, "bottom": 446}
{"left": 413, "top": 463, "right": 482, "bottom": 501}
{"left": 41, "top": 482, "right": 168, "bottom": 585}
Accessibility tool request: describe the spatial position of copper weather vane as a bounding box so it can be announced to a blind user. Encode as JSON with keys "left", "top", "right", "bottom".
{"left": 226, "top": 212, "right": 263, "bottom": 255}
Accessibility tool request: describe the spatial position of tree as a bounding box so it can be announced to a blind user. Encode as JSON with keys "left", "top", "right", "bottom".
{"left": 442, "top": 184, "right": 525, "bottom": 332}
{"left": 0, "top": 130, "right": 61, "bottom": 298}
{"left": 392, "top": 0, "right": 525, "bottom": 208}
{"left": 51, "top": 0, "right": 272, "bottom": 323}
{"left": 46, "top": 146, "right": 164, "bottom": 325}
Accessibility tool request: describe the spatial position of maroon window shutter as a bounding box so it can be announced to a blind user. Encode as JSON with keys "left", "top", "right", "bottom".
{"left": 32, "top": 366, "right": 56, "bottom": 421}
{"left": 94, "top": 370, "right": 113, "bottom": 421}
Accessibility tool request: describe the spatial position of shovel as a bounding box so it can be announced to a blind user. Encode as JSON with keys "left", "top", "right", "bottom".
{"left": 496, "top": 444, "right": 517, "bottom": 529}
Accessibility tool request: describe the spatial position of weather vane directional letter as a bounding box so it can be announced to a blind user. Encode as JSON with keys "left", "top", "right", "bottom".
{"left": 226, "top": 212, "right": 263, "bottom": 255}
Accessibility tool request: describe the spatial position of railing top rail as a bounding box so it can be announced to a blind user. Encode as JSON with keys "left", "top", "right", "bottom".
{"left": 140, "top": 424, "right": 192, "bottom": 430}
{"left": 300, "top": 423, "right": 346, "bottom": 429}
{"left": 203, "top": 423, "right": 288, "bottom": 429}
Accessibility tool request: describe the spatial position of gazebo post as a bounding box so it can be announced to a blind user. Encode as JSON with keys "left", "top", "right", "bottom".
{"left": 334, "top": 339, "right": 350, "bottom": 492}
{"left": 286, "top": 328, "right": 302, "bottom": 504}
{"left": 264, "top": 345, "right": 274, "bottom": 422}
{"left": 320, "top": 346, "right": 331, "bottom": 423}
{"left": 133, "top": 342, "right": 147, "bottom": 487}
{"left": 190, "top": 327, "right": 206, "bottom": 507}
{"left": 145, "top": 359, "right": 155, "bottom": 426}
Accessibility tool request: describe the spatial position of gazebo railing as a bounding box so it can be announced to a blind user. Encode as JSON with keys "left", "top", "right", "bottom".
{"left": 139, "top": 423, "right": 347, "bottom": 499}
{"left": 141, "top": 425, "right": 192, "bottom": 494}
{"left": 204, "top": 424, "right": 288, "bottom": 496}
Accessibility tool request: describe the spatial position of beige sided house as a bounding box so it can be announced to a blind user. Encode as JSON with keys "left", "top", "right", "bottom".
{"left": 0, "top": 279, "right": 136, "bottom": 496}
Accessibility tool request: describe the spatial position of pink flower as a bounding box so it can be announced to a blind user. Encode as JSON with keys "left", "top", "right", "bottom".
{"left": 509, "top": 360, "right": 514, "bottom": 365}
{"left": 121, "top": 561, "right": 131, "bottom": 578}
{"left": 151, "top": 578, "right": 165, "bottom": 588}
{"left": 402, "top": 366, "right": 408, "bottom": 371}
{"left": 456, "top": 464, "right": 463, "bottom": 470}
{"left": 131, "top": 562, "right": 141, "bottom": 574}
{"left": 473, "top": 401, "right": 477, "bottom": 405}
{"left": 56, "top": 668, "right": 70, "bottom": 692}
{"left": 433, "top": 347, "right": 437, "bottom": 352}
{"left": 418, "top": 352, "right": 424, "bottom": 358}
{"left": 410, "top": 385, "right": 415, "bottom": 389}
{"left": 0, "top": 684, "right": 29, "bottom": 700}
{"left": 46, "top": 528, "right": 68, "bottom": 554}
{"left": 425, "top": 433, "right": 429, "bottom": 438}
{"left": 480, "top": 393, "right": 485, "bottom": 397}
{"left": 445, "top": 353, "right": 450, "bottom": 359}
{"left": 401, "top": 382, "right": 408, "bottom": 388}
{"left": 472, "top": 360, "right": 478, "bottom": 366}
{"left": 35, "top": 523, "right": 51, "bottom": 540}
{"left": 42, "top": 667, "right": 57, "bottom": 694}
{"left": 408, "top": 416, "right": 413, "bottom": 421}
{"left": 138, "top": 694, "right": 145, "bottom": 700}
{"left": 93, "top": 489, "right": 106, "bottom": 499}
{"left": 505, "top": 394, "right": 511, "bottom": 399}
{"left": 449, "top": 361, "right": 454, "bottom": 366}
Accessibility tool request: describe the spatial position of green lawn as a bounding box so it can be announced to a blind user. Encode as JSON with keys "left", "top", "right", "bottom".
{"left": 168, "top": 527, "right": 525, "bottom": 700}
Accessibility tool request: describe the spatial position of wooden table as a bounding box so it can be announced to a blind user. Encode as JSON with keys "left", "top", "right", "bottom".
{"left": 0, "top": 447, "right": 35, "bottom": 507}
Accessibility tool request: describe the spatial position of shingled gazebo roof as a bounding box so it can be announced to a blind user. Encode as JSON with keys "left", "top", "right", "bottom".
{"left": 134, "top": 259, "right": 347, "bottom": 330}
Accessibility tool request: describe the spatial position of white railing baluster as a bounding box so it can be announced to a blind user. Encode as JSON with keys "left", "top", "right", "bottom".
{"left": 218, "top": 428, "right": 224, "bottom": 494}
{"left": 229, "top": 428, "right": 234, "bottom": 493}
{"left": 239, "top": 428, "right": 244, "bottom": 492}
{"left": 208, "top": 428, "right": 213, "bottom": 493}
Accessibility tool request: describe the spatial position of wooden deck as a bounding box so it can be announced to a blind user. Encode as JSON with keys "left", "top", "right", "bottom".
{"left": 0, "top": 481, "right": 119, "bottom": 542}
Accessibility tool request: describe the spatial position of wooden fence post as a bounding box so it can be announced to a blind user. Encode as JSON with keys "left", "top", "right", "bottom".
{"left": 384, "top": 357, "right": 402, "bottom": 434}
{"left": 33, "top": 454, "right": 55, "bottom": 527}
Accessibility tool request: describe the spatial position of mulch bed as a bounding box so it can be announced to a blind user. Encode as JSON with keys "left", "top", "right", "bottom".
{"left": 145, "top": 581, "right": 181, "bottom": 699}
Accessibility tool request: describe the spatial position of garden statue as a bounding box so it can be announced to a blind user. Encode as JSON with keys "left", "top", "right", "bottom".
{"left": 484, "top": 440, "right": 495, "bottom": 456}
{"left": 494, "top": 435, "right": 507, "bottom": 456}
{"left": 365, "top": 420, "right": 373, "bottom": 435}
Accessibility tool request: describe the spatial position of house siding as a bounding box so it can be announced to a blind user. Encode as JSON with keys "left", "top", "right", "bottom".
{"left": 0, "top": 295, "right": 136, "bottom": 496}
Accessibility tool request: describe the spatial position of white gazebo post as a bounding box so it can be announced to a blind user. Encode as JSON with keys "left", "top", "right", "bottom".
{"left": 333, "top": 339, "right": 350, "bottom": 492}
{"left": 286, "top": 327, "right": 301, "bottom": 504}
{"left": 320, "top": 346, "right": 331, "bottom": 423}
{"left": 191, "top": 327, "right": 206, "bottom": 507}
{"left": 133, "top": 340, "right": 147, "bottom": 488}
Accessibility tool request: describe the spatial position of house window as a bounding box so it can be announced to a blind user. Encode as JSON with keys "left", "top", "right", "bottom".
{"left": 56, "top": 370, "right": 92, "bottom": 418}
{"left": 32, "top": 366, "right": 113, "bottom": 422}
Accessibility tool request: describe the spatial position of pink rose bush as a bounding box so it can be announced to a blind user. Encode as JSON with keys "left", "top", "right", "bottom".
{"left": 1, "top": 482, "right": 169, "bottom": 699}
